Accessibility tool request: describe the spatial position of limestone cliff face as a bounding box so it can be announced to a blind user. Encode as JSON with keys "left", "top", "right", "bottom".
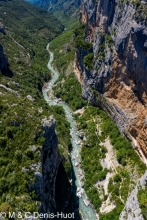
{"left": 40, "top": 117, "right": 62, "bottom": 215}
{"left": 76, "top": 0, "right": 147, "bottom": 159}
{"left": 120, "top": 170, "right": 147, "bottom": 220}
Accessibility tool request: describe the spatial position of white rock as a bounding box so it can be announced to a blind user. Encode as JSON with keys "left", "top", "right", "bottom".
{"left": 77, "top": 187, "right": 80, "bottom": 192}
{"left": 83, "top": 199, "right": 90, "bottom": 207}
{"left": 27, "top": 95, "right": 35, "bottom": 102}
{"left": 75, "top": 162, "right": 79, "bottom": 167}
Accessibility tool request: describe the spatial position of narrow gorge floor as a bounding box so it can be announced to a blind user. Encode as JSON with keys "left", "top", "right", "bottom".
{"left": 43, "top": 44, "right": 97, "bottom": 219}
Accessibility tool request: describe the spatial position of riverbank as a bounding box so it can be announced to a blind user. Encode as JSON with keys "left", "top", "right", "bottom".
{"left": 43, "top": 44, "right": 97, "bottom": 220}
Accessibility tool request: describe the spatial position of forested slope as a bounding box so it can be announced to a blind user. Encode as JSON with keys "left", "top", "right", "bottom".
{"left": 25, "top": 0, "right": 81, "bottom": 28}
{"left": 0, "top": 0, "right": 72, "bottom": 214}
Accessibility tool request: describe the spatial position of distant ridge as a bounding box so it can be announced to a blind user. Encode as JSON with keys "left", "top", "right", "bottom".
{"left": 25, "top": 0, "right": 81, "bottom": 28}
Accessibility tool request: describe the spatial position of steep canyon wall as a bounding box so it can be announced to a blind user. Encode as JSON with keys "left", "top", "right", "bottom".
{"left": 40, "top": 117, "right": 62, "bottom": 214}
{"left": 75, "top": 0, "right": 147, "bottom": 159}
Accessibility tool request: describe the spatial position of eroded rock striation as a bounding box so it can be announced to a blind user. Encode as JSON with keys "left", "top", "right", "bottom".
{"left": 75, "top": 0, "right": 147, "bottom": 159}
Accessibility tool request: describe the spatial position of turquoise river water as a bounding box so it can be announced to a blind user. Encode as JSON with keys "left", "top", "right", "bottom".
{"left": 43, "top": 44, "right": 97, "bottom": 220}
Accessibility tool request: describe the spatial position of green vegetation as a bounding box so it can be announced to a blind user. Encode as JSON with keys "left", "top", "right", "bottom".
{"left": 95, "top": 41, "right": 106, "bottom": 61}
{"left": 29, "top": 0, "right": 80, "bottom": 29}
{"left": 74, "top": 23, "right": 95, "bottom": 71}
{"left": 54, "top": 73, "right": 87, "bottom": 111}
{"left": 75, "top": 107, "right": 108, "bottom": 212}
{"left": 0, "top": 88, "right": 71, "bottom": 213}
{"left": 106, "top": 34, "right": 113, "bottom": 49}
{"left": 84, "top": 53, "right": 94, "bottom": 69}
{"left": 99, "top": 207, "right": 123, "bottom": 220}
{"left": 74, "top": 23, "right": 93, "bottom": 51}
{"left": 50, "top": 23, "right": 146, "bottom": 217}
{"left": 100, "top": 113, "right": 146, "bottom": 172}
{"left": 50, "top": 29, "right": 75, "bottom": 73}
{"left": 134, "top": 0, "right": 141, "bottom": 8}
{"left": 92, "top": 89, "right": 108, "bottom": 105}
{"left": 0, "top": 0, "right": 63, "bottom": 94}
{"left": 138, "top": 186, "right": 147, "bottom": 219}
{"left": 74, "top": 106, "right": 146, "bottom": 218}
{"left": 50, "top": 22, "right": 93, "bottom": 74}
{"left": 118, "top": 0, "right": 145, "bottom": 17}
{"left": 0, "top": 0, "right": 72, "bottom": 213}
{"left": 53, "top": 10, "right": 79, "bottom": 30}
{"left": 135, "top": 3, "right": 147, "bottom": 24}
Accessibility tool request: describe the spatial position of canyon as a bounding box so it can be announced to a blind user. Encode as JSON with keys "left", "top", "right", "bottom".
{"left": 0, "top": 0, "right": 147, "bottom": 219}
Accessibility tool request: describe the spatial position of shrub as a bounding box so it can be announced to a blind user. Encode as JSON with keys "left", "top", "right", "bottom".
{"left": 97, "top": 169, "right": 108, "bottom": 181}
{"left": 84, "top": 53, "right": 94, "bottom": 69}
{"left": 114, "top": 174, "right": 122, "bottom": 182}
{"left": 74, "top": 23, "right": 93, "bottom": 51}
{"left": 138, "top": 186, "right": 147, "bottom": 219}
{"left": 117, "top": 148, "right": 126, "bottom": 165}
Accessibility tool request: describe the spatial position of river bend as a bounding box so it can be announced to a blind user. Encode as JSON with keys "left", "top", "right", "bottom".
{"left": 43, "top": 44, "right": 97, "bottom": 220}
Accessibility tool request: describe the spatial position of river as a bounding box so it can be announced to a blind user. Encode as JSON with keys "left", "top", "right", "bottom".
{"left": 43, "top": 44, "right": 97, "bottom": 220}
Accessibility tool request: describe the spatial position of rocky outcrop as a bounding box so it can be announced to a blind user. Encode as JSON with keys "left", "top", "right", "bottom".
{"left": 40, "top": 116, "right": 62, "bottom": 215}
{"left": 120, "top": 170, "right": 147, "bottom": 220}
{"left": 76, "top": 0, "right": 147, "bottom": 159}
